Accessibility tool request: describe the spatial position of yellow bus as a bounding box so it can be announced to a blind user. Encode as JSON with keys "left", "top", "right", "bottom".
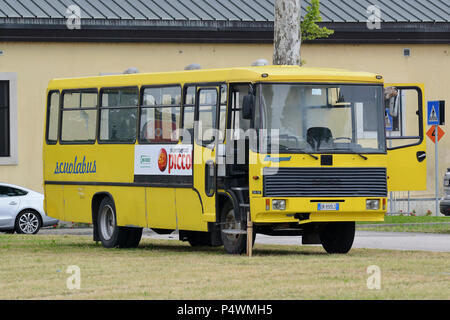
{"left": 43, "top": 65, "right": 426, "bottom": 254}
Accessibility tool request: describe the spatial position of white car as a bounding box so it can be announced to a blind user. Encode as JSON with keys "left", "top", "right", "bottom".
{"left": 0, "top": 183, "right": 59, "bottom": 234}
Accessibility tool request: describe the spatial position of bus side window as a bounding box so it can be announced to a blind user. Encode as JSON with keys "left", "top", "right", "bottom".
{"left": 181, "top": 86, "right": 196, "bottom": 144}
{"left": 61, "top": 90, "right": 97, "bottom": 143}
{"left": 140, "top": 86, "right": 181, "bottom": 144}
{"left": 46, "top": 91, "right": 60, "bottom": 143}
{"left": 230, "top": 85, "right": 252, "bottom": 139}
{"left": 219, "top": 84, "right": 227, "bottom": 142}
{"left": 99, "top": 87, "right": 138, "bottom": 143}
{"left": 197, "top": 88, "right": 218, "bottom": 145}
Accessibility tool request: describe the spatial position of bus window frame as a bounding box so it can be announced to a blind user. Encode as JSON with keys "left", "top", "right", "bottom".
{"left": 252, "top": 82, "right": 388, "bottom": 155}
{"left": 194, "top": 86, "right": 220, "bottom": 149}
{"left": 184, "top": 82, "right": 227, "bottom": 149}
{"left": 385, "top": 86, "right": 423, "bottom": 151}
{"left": 98, "top": 85, "right": 139, "bottom": 145}
{"left": 59, "top": 88, "right": 99, "bottom": 145}
{"left": 138, "top": 84, "right": 182, "bottom": 145}
{"left": 181, "top": 84, "right": 197, "bottom": 144}
{"left": 45, "top": 90, "right": 60, "bottom": 145}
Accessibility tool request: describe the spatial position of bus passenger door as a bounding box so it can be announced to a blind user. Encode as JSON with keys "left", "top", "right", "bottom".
{"left": 385, "top": 84, "right": 426, "bottom": 191}
{"left": 193, "top": 86, "right": 221, "bottom": 222}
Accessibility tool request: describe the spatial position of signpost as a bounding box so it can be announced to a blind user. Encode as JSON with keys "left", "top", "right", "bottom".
{"left": 427, "top": 101, "right": 445, "bottom": 216}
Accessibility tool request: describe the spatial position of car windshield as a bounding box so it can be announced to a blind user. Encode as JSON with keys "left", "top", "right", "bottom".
{"left": 254, "top": 83, "right": 386, "bottom": 154}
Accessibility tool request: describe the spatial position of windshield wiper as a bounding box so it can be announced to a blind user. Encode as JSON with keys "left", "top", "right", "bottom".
{"left": 303, "top": 152, "right": 318, "bottom": 160}
{"left": 356, "top": 153, "right": 368, "bottom": 160}
{"left": 264, "top": 145, "right": 318, "bottom": 160}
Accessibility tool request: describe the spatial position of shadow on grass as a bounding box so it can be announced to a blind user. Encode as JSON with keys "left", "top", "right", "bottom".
{"left": 1, "top": 234, "right": 329, "bottom": 257}
{"left": 127, "top": 242, "right": 328, "bottom": 257}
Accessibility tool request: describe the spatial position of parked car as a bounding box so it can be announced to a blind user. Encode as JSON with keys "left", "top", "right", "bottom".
{"left": 440, "top": 169, "right": 450, "bottom": 216}
{"left": 0, "top": 183, "right": 59, "bottom": 234}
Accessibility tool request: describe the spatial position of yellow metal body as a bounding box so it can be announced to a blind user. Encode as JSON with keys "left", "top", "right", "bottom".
{"left": 42, "top": 66, "right": 426, "bottom": 231}
{"left": 385, "top": 83, "right": 427, "bottom": 191}
{"left": 249, "top": 152, "right": 386, "bottom": 224}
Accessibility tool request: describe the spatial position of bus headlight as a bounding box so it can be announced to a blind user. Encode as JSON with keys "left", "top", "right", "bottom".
{"left": 272, "top": 199, "right": 286, "bottom": 210}
{"left": 366, "top": 199, "right": 380, "bottom": 210}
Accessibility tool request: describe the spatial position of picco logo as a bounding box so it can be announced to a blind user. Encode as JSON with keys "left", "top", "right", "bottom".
{"left": 158, "top": 148, "right": 168, "bottom": 172}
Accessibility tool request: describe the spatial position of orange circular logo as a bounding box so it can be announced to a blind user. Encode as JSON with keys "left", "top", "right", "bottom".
{"left": 158, "top": 148, "right": 168, "bottom": 172}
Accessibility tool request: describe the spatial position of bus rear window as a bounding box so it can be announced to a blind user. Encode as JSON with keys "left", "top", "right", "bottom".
{"left": 46, "top": 91, "right": 59, "bottom": 143}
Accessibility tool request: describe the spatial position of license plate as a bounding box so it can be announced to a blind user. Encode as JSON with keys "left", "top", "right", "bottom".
{"left": 318, "top": 203, "right": 339, "bottom": 211}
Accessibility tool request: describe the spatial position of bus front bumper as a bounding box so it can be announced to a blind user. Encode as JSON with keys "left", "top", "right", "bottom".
{"left": 250, "top": 197, "right": 386, "bottom": 224}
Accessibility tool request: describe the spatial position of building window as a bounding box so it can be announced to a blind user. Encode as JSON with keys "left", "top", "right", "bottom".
{"left": 0, "top": 81, "right": 10, "bottom": 157}
{"left": 0, "top": 73, "right": 17, "bottom": 165}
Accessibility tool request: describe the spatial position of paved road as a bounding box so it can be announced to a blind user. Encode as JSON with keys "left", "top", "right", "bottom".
{"left": 34, "top": 228, "right": 450, "bottom": 253}
{"left": 256, "top": 231, "right": 450, "bottom": 253}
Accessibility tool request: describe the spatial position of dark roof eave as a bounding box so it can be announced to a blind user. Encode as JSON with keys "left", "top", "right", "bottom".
{"left": 0, "top": 19, "right": 448, "bottom": 44}
{"left": 1, "top": 18, "right": 450, "bottom": 32}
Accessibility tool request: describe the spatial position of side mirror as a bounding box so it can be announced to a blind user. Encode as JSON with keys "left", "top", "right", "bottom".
{"left": 242, "top": 93, "right": 254, "bottom": 120}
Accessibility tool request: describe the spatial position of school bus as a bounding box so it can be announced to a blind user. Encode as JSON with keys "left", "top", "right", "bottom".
{"left": 43, "top": 65, "right": 426, "bottom": 254}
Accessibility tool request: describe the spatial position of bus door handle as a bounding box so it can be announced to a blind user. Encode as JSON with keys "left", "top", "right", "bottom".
{"left": 205, "top": 161, "right": 215, "bottom": 197}
{"left": 416, "top": 151, "right": 426, "bottom": 162}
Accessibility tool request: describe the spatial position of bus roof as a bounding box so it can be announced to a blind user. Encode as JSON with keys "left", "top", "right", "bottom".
{"left": 47, "top": 65, "right": 384, "bottom": 90}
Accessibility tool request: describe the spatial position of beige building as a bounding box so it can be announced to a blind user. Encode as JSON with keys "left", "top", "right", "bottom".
{"left": 0, "top": 0, "right": 449, "bottom": 213}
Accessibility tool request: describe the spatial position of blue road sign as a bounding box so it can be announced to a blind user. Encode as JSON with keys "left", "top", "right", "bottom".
{"left": 427, "top": 101, "right": 440, "bottom": 125}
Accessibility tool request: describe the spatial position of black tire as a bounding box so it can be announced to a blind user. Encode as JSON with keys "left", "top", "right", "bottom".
{"left": 319, "top": 222, "right": 355, "bottom": 254}
{"left": 220, "top": 201, "right": 255, "bottom": 254}
{"left": 15, "top": 210, "right": 42, "bottom": 234}
{"left": 97, "top": 197, "right": 128, "bottom": 248}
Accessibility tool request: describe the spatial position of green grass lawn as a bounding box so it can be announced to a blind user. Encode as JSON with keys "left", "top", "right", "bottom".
{"left": 357, "top": 216, "right": 450, "bottom": 234}
{"left": 0, "top": 234, "right": 449, "bottom": 300}
{"left": 357, "top": 215, "right": 450, "bottom": 224}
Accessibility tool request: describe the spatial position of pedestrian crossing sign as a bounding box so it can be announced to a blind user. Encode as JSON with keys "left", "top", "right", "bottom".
{"left": 427, "top": 101, "right": 439, "bottom": 125}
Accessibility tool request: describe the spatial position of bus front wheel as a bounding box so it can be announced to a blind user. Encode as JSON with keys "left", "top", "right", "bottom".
{"left": 97, "top": 197, "right": 142, "bottom": 248}
{"left": 319, "top": 222, "right": 355, "bottom": 254}
{"left": 220, "top": 201, "right": 255, "bottom": 254}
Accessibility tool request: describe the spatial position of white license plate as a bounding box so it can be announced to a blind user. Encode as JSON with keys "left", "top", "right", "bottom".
{"left": 317, "top": 203, "right": 339, "bottom": 211}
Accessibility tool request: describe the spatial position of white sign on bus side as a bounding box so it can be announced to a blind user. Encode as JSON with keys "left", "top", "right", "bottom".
{"left": 134, "top": 145, "right": 193, "bottom": 176}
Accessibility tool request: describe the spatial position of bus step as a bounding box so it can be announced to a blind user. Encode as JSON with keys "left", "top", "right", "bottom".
{"left": 222, "top": 229, "right": 247, "bottom": 235}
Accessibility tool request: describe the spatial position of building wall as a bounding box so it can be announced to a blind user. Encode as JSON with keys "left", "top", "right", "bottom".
{"left": 0, "top": 41, "right": 448, "bottom": 198}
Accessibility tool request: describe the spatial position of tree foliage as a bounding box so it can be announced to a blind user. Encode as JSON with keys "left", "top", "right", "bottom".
{"left": 301, "top": 0, "right": 334, "bottom": 41}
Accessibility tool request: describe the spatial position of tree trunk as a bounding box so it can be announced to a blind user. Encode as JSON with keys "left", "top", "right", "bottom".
{"left": 273, "top": 0, "right": 301, "bottom": 65}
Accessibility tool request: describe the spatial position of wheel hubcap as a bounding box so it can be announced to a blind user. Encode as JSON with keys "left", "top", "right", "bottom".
{"left": 223, "top": 209, "right": 241, "bottom": 242}
{"left": 100, "top": 205, "right": 115, "bottom": 240}
{"left": 19, "top": 212, "right": 39, "bottom": 234}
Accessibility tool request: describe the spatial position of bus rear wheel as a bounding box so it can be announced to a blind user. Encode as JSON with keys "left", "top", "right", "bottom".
{"left": 97, "top": 197, "right": 142, "bottom": 248}
{"left": 220, "top": 201, "right": 254, "bottom": 254}
{"left": 319, "top": 222, "right": 355, "bottom": 254}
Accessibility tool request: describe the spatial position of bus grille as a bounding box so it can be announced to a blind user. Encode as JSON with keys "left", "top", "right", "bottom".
{"left": 263, "top": 167, "right": 387, "bottom": 197}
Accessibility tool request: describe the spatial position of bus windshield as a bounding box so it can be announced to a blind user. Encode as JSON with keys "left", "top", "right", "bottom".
{"left": 255, "top": 83, "right": 386, "bottom": 154}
